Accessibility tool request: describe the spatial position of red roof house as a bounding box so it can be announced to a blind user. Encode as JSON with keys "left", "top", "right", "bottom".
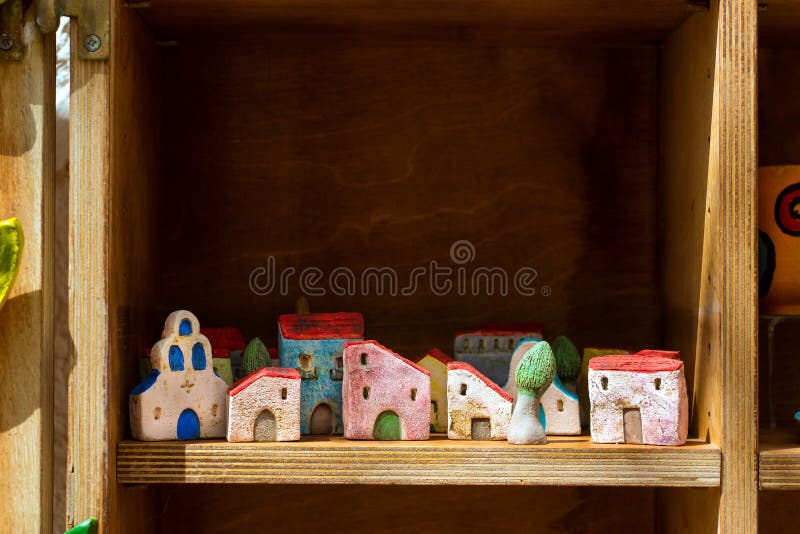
{"left": 588, "top": 354, "right": 688, "bottom": 446}
{"left": 226, "top": 367, "right": 302, "bottom": 442}
{"left": 342, "top": 340, "right": 430, "bottom": 440}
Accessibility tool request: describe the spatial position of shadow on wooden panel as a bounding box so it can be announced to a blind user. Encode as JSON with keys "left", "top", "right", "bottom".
{"left": 151, "top": 43, "right": 660, "bottom": 361}
{"left": 656, "top": 487, "right": 719, "bottom": 534}
{"left": 157, "top": 484, "right": 655, "bottom": 533}
{"left": 759, "top": 492, "right": 800, "bottom": 534}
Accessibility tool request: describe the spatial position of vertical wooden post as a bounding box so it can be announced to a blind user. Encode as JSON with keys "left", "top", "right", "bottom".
{"left": 718, "top": 0, "right": 758, "bottom": 530}
{"left": 0, "top": 7, "right": 55, "bottom": 533}
{"left": 67, "top": 20, "right": 109, "bottom": 531}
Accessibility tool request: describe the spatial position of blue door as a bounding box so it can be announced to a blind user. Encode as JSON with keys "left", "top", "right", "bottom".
{"left": 177, "top": 408, "right": 200, "bottom": 439}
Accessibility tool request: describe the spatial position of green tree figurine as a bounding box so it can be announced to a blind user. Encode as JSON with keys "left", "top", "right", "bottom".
{"left": 508, "top": 341, "right": 556, "bottom": 445}
{"left": 242, "top": 337, "right": 271, "bottom": 375}
{"left": 552, "top": 335, "right": 581, "bottom": 393}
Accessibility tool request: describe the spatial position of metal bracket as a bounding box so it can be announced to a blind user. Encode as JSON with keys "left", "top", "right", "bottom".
{"left": 0, "top": 0, "right": 23, "bottom": 61}
{"left": 36, "top": 0, "right": 108, "bottom": 60}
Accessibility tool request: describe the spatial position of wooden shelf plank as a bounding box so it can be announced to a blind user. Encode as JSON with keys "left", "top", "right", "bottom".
{"left": 760, "top": 431, "right": 800, "bottom": 490}
{"left": 117, "top": 435, "right": 719, "bottom": 487}
{"left": 134, "top": 0, "right": 702, "bottom": 45}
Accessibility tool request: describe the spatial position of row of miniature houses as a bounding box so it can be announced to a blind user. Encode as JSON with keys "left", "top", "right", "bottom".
{"left": 130, "top": 310, "right": 687, "bottom": 445}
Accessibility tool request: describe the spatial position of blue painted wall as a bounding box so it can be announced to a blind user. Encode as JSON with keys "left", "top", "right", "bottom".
{"left": 279, "top": 334, "right": 361, "bottom": 434}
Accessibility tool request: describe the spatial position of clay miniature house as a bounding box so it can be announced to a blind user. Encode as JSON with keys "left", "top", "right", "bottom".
{"left": 129, "top": 311, "right": 229, "bottom": 441}
{"left": 226, "top": 368, "right": 302, "bottom": 442}
{"left": 447, "top": 362, "right": 512, "bottom": 440}
{"left": 201, "top": 327, "right": 246, "bottom": 384}
{"left": 414, "top": 348, "right": 453, "bottom": 433}
{"left": 539, "top": 376, "right": 581, "bottom": 435}
{"left": 278, "top": 312, "right": 365, "bottom": 434}
{"left": 588, "top": 354, "right": 688, "bottom": 446}
{"left": 504, "top": 339, "right": 580, "bottom": 435}
{"left": 454, "top": 324, "right": 543, "bottom": 386}
{"left": 342, "top": 340, "right": 431, "bottom": 440}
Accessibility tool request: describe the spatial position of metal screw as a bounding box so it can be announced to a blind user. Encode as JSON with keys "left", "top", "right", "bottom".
{"left": 0, "top": 33, "right": 14, "bottom": 51}
{"left": 83, "top": 34, "right": 101, "bottom": 53}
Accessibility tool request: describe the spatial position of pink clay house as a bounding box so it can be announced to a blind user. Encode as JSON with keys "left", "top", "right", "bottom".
{"left": 342, "top": 340, "right": 431, "bottom": 440}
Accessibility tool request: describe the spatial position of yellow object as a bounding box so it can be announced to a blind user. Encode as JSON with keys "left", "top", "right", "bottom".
{"left": 415, "top": 349, "right": 452, "bottom": 433}
{"left": 0, "top": 217, "right": 24, "bottom": 311}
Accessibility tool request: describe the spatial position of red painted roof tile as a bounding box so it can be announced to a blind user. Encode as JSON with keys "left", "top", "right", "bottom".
{"left": 228, "top": 367, "right": 301, "bottom": 396}
{"left": 279, "top": 313, "right": 364, "bottom": 340}
{"left": 447, "top": 361, "right": 513, "bottom": 402}
{"left": 201, "top": 328, "right": 246, "bottom": 351}
{"left": 415, "top": 348, "right": 453, "bottom": 365}
{"left": 345, "top": 340, "right": 430, "bottom": 376}
{"left": 588, "top": 355, "right": 683, "bottom": 373}
{"left": 635, "top": 349, "right": 680, "bottom": 359}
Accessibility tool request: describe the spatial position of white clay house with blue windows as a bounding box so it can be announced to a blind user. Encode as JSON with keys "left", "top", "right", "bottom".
{"left": 129, "top": 310, "right": 228, "bottom": 440}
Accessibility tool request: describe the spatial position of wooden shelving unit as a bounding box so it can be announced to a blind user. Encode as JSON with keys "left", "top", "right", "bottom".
{"left": 758, "top": 4, "right": 800, "bottom": 533}
{"left": 117, "top": 436, "right": 720, "bottom": 486}
{"left": 0, "top": 0, "right": 759, "bottom": 532}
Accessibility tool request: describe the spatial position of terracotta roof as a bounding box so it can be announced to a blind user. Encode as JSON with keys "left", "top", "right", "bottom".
{"left": 200, "top": 328, "right": 246, "bottom": 351}
{"left": 228, "top": 367, "right": 301, "bottom": 396}
{"left": 279, "top": 313, "right": 364, "bottom": 340}
{"left": 416, "top": 348, "right": 453, "bottom": 365}
{"left": 635, "top": 349, "right": 680, "bottom": 359}
{"left": 589, "top": 355, "right": 683, "bottom": 373}
{"left": 345, "top": 340, "right": 430, "bottom": 376}
{"left": 447, "top": 361, "right": 513, "bottom": 402}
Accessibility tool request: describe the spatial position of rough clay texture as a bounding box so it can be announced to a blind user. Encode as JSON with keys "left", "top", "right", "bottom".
{"left": 447, "top": 368, "right": 511, "bottom": 440}
{"left": 227, "top": 374, "right": 301, "bottom": 442}
{"left": 130, "top": 310, "right": 228, "bottom": 441}
{"left": 505, "top": 340, "right": 578, "bottom": 434}
{"left": 242, "top": 337, "right": 271, "bottom": 375}
{"left": 515, "top": 342, "right": 556, "bottom": 397}
{"left": 505, "top": 340, "right": 539, "bottom": 399}
{"left": 552, "top": 336, "right": 581, "bottom": 382}
{"left": 342, "top": 341, "right": 431, "bottom": 440}
{"left": 578, "top": 348, "right": 630, "bottom": 426}
{"left": 540, "top": 379, "right": 581, "bottom": 435}
{"left": 588, "top": 368, "right": 688, "bottom": 446}
{"left": 416, "top": 354, "right": 449, "bottom": 433}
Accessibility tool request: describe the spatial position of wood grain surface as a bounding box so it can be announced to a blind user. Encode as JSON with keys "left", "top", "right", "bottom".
{"left": 717, "top": 0, "right": 759, "bottom": 530}
{"left": 152, "top": 41, "right": 661, "bottom": 371}
{"left": 117, "top": 435, "right": 720, "bottom": 487}
{"left": 0, "top": 8, "right": 55, "bottom": 533}
{"left": 134, "top": 0, "right": 698, "bottom": 45}
{"left": 155, "top": 483, "right": 657, "bottom": 533}
{"left": 759, "top": 431, "right": 800, "bottom": 489}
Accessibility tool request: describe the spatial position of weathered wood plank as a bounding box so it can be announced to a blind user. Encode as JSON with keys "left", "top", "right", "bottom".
{"left": 117, "top": 436, "right": 720, "bottom": 487}
{"left": 0, "top": 7, "right": 55, "bottom": 533}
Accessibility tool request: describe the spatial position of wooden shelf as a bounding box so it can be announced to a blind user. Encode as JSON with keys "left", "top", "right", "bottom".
{"left": 760, "top": 431, "right": 800, "bottom": 490}
{"left": 117, "top": 435, "right": 720, "bottom": 487}
{"left": 134, "top": 0, "right": 702, "bottom": 44}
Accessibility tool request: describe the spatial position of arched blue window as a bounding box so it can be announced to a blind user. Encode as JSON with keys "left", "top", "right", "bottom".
{"left": 179, "top": 318, "right": 192, "bottom": 336}
{"left": 192, "top": 342, "right": 206, "bottom": 370}
{"left": 168, "top": 345, "right": 184, "bottom": 371}
{"left": 177, "top": 409, "right": 200, "bottom": 440}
